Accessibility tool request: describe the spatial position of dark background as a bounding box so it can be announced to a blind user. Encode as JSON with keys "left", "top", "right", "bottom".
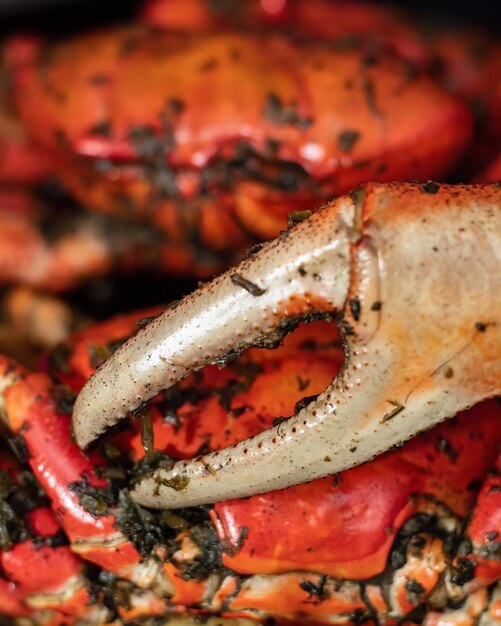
{"left": 0, "top": 0, "right": 499, "bottom": 35}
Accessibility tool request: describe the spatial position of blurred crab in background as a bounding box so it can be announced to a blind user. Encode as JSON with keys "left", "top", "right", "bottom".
{"left": 0, "top": 0, "right": 498, "bottom": 343}
{"left": 5, "top": 0, "right": 499, "bottom": 283}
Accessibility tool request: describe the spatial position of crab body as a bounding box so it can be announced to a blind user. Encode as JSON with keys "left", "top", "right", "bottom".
{"left": 7, "top": 22, "right": 473, "bottom": 277}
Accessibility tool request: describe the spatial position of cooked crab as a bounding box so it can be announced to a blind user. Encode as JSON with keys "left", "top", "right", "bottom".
{"left": 0, "top": 303, "right": 499, "bottom": 625}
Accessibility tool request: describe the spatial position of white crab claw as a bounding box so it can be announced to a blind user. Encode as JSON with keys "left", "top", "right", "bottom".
{"left": 73, "top": 183, "right": 501, "bottom": 509}
{"left": 73, "top": 193, "right": 357, "bottom": 448}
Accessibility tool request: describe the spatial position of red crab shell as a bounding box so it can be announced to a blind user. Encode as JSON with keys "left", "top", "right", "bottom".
{"left": 0, "top": 449, "right": 92, "bottom": 624}
{"left": 11, "top": 28, "right": 471, "bottom": 188}
{"left": 7, "top": 26, "right": 473, "bottom": 277}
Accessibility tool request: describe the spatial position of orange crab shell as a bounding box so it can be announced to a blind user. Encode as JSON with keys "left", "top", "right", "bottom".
{"left": 11, "top": 29, "right": 471, "bottom": 179}
{"left": 9, "top": 28, "right": 472, "bottom": 242}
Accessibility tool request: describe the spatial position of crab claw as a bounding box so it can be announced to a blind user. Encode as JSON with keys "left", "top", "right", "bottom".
{"left": 73, "top": 182, "right": 501, "bottom": 508}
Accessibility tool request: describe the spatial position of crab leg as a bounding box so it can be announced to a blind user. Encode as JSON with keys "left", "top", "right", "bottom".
{"left": 0, "top": 358, "right": 151, "bottom": 583}
{"left": 73, "top": 182, "right": 501, "bottom": 509}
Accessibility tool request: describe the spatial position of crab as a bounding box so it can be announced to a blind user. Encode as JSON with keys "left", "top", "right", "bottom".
{"left": 0, "top": 0, "right": 497, "bottom": 306}
{"left": 0, "top": 182, "right": 499, "bottom": 625}
{"left": 0, "top": 5, "right": 498, "bottom": 620}
{"left": 6, "top": 13, "right": 473, "bottom": 279}
{"left": 0, "top": 310, "right": 500, "bottom": 625}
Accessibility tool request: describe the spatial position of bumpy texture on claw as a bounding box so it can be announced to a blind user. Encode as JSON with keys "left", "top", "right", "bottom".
{"left": 73, "top": 182, "right": 501, "bottom": 508}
